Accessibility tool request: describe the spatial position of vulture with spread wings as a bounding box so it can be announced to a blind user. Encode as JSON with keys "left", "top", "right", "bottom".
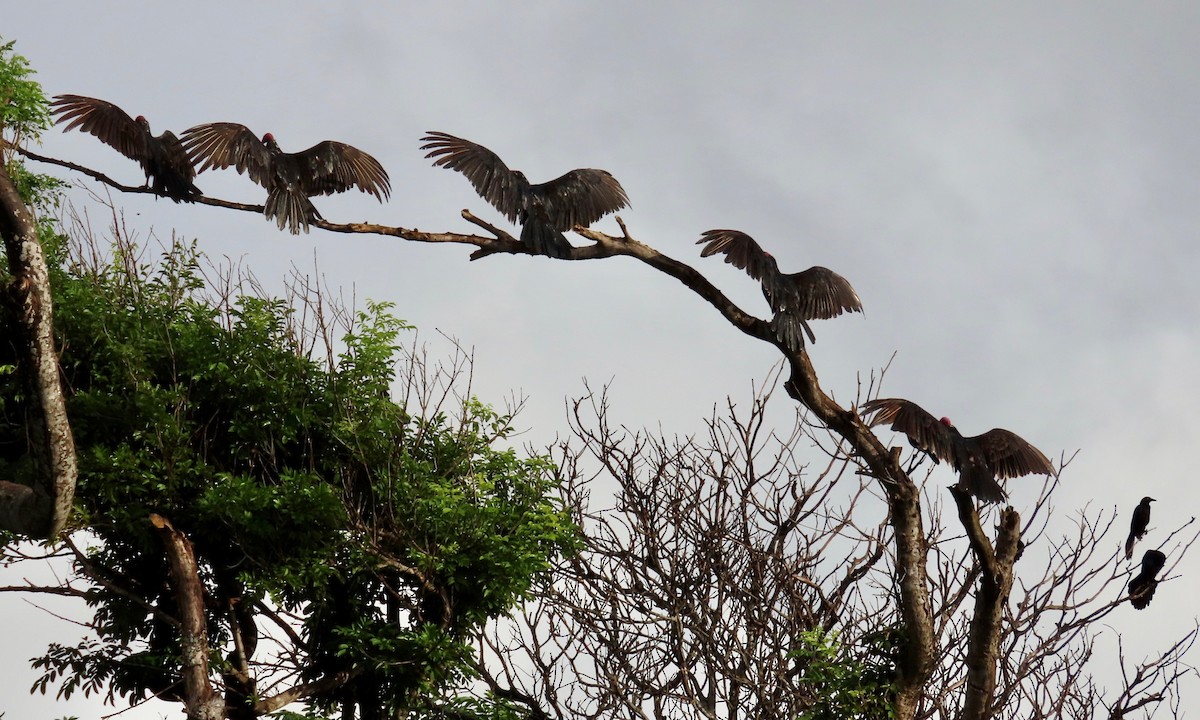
{"left": 859, "top": 397, "right": 1056, "bottom": 503}
{"left": 181, "top": 123, "right": 390, "bottom": 233}
{"left": 696, "top": 229, "right": 862, "bottom": 350}
{"left": 1129, "top": 549, "right": 1167, "bottom": 610}
{"left": 51, "top": 94, "right": 201, "bottom": 202}
{"left": 421, "top": 131, "right": 629, "bottom": 258}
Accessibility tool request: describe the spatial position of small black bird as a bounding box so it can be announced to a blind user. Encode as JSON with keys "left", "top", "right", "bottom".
{"left": 421, "top": 131, "right": 629, "bottom": 258}
{"left": 860, "top": 398, "right": 1056, "bottom": 503}
{"left": 50, "top": 94, "right": 201, "bottom": 202}
{"left": 1129, "top": 549, "right": 1167, "bottom": 610}
{"left": 696, "top": 229, "right": 862, "bottom": 350}
{"left": 181, "top": 123, "right": 390, "bottom": 234}
{"left": 1125, "top": 496, "right": 1155, "bottom": 560}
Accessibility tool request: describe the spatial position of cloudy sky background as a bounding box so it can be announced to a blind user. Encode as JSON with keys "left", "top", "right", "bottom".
{"left": 5, "top": 3, "right": 1199, "bottom": 716}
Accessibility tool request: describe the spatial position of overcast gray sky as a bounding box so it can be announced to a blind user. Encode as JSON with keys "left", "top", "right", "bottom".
{"left": 5, "top": 3, "right": 1199, "bottom": 716}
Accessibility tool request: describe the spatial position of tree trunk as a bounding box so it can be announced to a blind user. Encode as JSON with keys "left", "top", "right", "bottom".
{"left": 786, "top": 357, "right": 935, "bottom": 719}
{"left": 952, "top": 487, "right": 1022, "bottom": 720}
{"left": 151, "top": 514, "right": 225, "bottom": 720}
{"left": 0, "top": 161, "right": 77, "bottom": 538}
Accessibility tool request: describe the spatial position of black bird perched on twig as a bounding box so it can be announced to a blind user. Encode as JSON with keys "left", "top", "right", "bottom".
{"left": 860, "top": 398, "right": 1056, "bottom": 503}
{"left": 50, "top": 94, "right": 201, "bottom": 202}
{"left": 1128, "top": 549, "right": 1167, "bottom": 610}
{"left": 420, "top": 131, "right": 630, "bottom": 258}
{"left": 695, "top": 230, "right": 862, "bottom": 350}
{"left": 1125, "top": 496, "right": 1155, "bottom": 561}
{"left": 181, "top": 122, "right": 390, "bottom": 234}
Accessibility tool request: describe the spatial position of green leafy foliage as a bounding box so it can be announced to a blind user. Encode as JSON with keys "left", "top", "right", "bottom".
{"left": 0, "top": 37, "right": 50, "bottom": 145}
{"left": 1, "top": 228, "right": 579, "bottom": 716}
{"left": 793, "top": 627, "right": 897, "bottom": 720}
{"left": 0, "top": 36, "right": 63, "bottom": 215}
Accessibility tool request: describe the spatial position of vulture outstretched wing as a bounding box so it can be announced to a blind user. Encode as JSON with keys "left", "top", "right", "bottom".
{"left": 291, "top": 140, "right": 391, "bottom": 200}
{"left": 51, "top": 94, "right": 145, "bottom": 159}
{"left": 180, "top": 122, "right": 272, "bottom": 183}
{"left": 532, "top": 168, "right": 629, "bottom": 230}
{"left": 420, "top": 131, "right": 526, "bottom": 222}
{"left": 697, "top": 229, "right": 779, "bottom": 284}
{"left": 777, "top": 265, "right": 863, "bottom": 320}
{"left": 859, "top": 398, "right": 954, "bottom": 464}
{"left": 971, "top": 428, "right": 1056, "bottom": 479}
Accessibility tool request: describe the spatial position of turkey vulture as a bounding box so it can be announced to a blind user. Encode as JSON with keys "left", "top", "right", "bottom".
{"left": 420, "top": 131, "right": 629, "bottom": 258}
{"left": 1125, "top": 496, "right": 1155, "bottom": 561}
{"left": 1129, "top": 549, "right": 1167, "bottom": 610}
{"left": 859, "top": 398, "right": 1055, "bottom": 503}
{"left": 695, "top": 230, "right": 862, "bottom": 350}
{"left": 50, "top": 94, "right": 200, "bottom": 202}
{"left": 181, "top": 123, "right": 390, "bottom": 234}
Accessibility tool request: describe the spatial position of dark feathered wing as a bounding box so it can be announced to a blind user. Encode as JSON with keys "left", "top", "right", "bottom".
{"left": 1129, "top": 549, "right": 1167, "bottom": 609}
{"left": 969, "top": 429, "right": 1056, "bottom": 479}
{"left": 775, "top": 266, "right": 863, "bottom": 320}
{"left": 532, "top": 168, "right": 629, "bottom": 230}
{"left": 696, "top": 230, "right": 781, "bottom": 285}
{"left": 51, "top": 95, "right": 145, "bottom": 160}
{"left": 859, "top": 398, "right": 955, "bottom": 464}
{"left": 421, "top": 131, "right": 526, "bottom": 222}
{"left": 180, "top": 122, "right": 273, "bottom": 184}
{"left": 52, "top": 95, "right": 200, "bottom": 202}
{"left": 291, "top": 140, "right": 391, "bottom": 200}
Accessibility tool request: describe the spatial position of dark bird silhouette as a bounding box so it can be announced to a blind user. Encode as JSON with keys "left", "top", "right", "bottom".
{"left": 50, "top": 94, "right": 201, "bottom": 202}
{"left": 181, "top": 123, "right": 390, "bottom": 234}
{"left": 860, "top": 398, "right": 1056, "bottom": 503}
{"left": 1125, "top": 496, "right": 1155, "bottom": 560}
{"left": 1129, "top": 549, "right": 1167, "bottom": 610}
{"left": 420, "top": 131, "right": 629, "bottom": 258}
{"left": 695, "top": 229, "right": 862, "bottom": 350}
